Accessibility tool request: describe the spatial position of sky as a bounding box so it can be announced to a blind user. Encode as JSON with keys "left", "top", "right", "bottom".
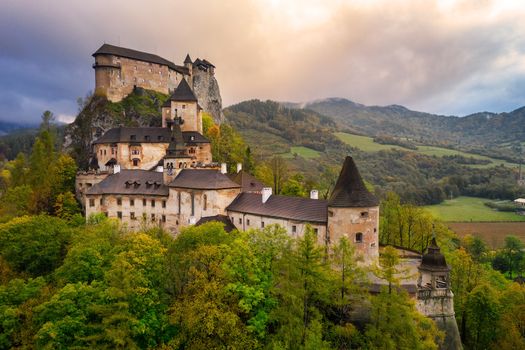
{"left": 1, "top": 0, "right": 525, "bottom": 124}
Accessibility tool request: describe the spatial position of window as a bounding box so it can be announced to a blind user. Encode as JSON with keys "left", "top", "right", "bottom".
{"left": 231, "top": 216, "right": 234, "bottom": 222}
{"left": 239, "top": 218, "right": 242, "bottom": 224}
{"left": 292, "top": 225, "right": 297, "bottom": 233}
{"left": 203, "top": 194, "right": 207, "bottom": 210}
{"left": 158, "top": 136, "right": 163, "bottom": 141}
{"left": 151, "top": 200, "right": 155, "bottom": 208}
{"left": 182, "top": 104, "right": 186, "bottom": 109}
{"left": 151, "top": 214, "right": 156, "bottom": 221}
{"left": 130, "top": 212, "right": 136, "bottom": 220}
{"left": 374, "top": 228, "right": 377, "bottom": 233}
{"left": 261, "top": 221, "right": 265, "bottom": 228}
{"left": 131, "top": 149, "right": 140, "bottom": 155}
{"left": 162, "top": 215, "right": 166, "bottom": 223}
{"left": 117, "top": 198, "right": 122, "bottom": 206}
{"left": 177, "top": 192, "right": 181, "bottom": 214}
{"left": 130, "top": 135, "right": 136, "bottom": 141}
{"left": 360, "top": 211, "right": 369, "bottom": 218}
{"left": 117, "top": 211, "right": 122, "bottom": 219}
{"left": 103, "top": 212, "right": 108, "bottom": 217}
{"left": 89, "top": 199, "right": 95, "bottom": 207}
{"left": 162, "top": 200, "right": 166, "bottom": 208}
{"left": 247, "top": 219, "right": 250, "bottom": 226}
{"left": 314, "top": 228, "right": 319, "bottom": 236}
{"left": 133, "top": 159, "right": 139, "bottom": 166}
{"left": 100, "top": 197, "right": 104, "bottom": 205}
{"left": 145, "top": 135, "right": 151, "bottom": 141}
{"left": 355, "top": 232, "right": 363, "bottom": 243}
{"left": 130, "top": 199, "right": 135, "bottom": 206}
{"left": 143, "top": 198, "right": 147, "bottom": 206}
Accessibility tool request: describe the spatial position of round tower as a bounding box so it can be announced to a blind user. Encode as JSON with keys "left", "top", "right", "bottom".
{"left": 327, "top": 156, "right": 380, "bottom": 265}
{"left": 416, "top": 236, "right": 462, "bottom": 350}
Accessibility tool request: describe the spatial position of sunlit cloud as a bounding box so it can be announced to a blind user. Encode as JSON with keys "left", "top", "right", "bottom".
{"left": 1, "top": 0, "right": 525, "bottom": 123}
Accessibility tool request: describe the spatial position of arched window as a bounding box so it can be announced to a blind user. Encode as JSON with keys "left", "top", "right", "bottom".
{"left": 355, "top": 232, "right": 363, "bottom": 243}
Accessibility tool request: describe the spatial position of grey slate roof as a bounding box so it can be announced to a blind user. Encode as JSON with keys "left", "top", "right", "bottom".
{"left": 169, "top": 169, "right": 241, "bottom": 190}
{"left": 196, "top": 215, "right": 236, "bottom": 232}
{"left": 163, "top": 79, "right": 198, "bottom": 106}
{"left": 328, "top": 156, "right": 379, "bottom": 208}
{"left": 420, "top": 238, "right": 449, "bottom": 271}
{"left": 227, "top": 193, "right": 328, "bottom": 223}
{"left": 93, "top": 127, "right": 209, "bottom": 144}
{"left": 86, "top": 170, "right": 168, "bottom": 196}
{"left": 227, "top": 171, "right": 265, "bottom": 193}
{"left": 93, "top": 44, "right": 189, "bottom": 75}
{"left": 184, "top": 54, "right": 192, "bottom": 64}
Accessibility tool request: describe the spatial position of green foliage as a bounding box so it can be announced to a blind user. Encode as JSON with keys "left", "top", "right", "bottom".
{"left": 0, "top": 215, "right": 71, "bottom": 276}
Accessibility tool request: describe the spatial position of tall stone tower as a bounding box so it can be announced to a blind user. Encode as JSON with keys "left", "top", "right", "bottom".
{"left": 327, "top": 156, "right": 380, "bottom": 265}
{"left": 416, "top": 237, "right": 462, "bottom": 350}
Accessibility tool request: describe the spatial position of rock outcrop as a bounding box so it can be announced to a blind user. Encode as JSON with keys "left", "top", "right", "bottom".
{"left": 192, "top": 68, "right": 224, "bottom": 123}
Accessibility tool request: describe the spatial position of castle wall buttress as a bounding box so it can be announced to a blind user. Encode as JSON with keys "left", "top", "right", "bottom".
{"left": 327, "top": 206, "right": 379, "bottom": 265}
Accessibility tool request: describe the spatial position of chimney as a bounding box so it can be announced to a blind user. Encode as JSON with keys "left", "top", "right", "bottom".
{"left": 262, "top": 187, "right": 272, "bottom": 203}
{"left": 156, "top": 165, "right": 163, "bottom": 173}
{"left": 236, "top": 163, "right": 242, "bottom": 173}
{"left": 220, "top": 163, "right": 227, "bottom": 174}
{"left": 310, "top": 190, "right": 318, "bottom": 200}
{"left": 113, "top": 164, "right": 121, "bottom": 174}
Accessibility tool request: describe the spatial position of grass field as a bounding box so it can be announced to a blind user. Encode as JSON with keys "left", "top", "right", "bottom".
{"left": 448, "top": 222, "right": 525, "bottom": 248}
{"left": 334, "top": 132, "right": 518, "bottom": 168}
{"left": 282, "top": 146, "right": 321, "bottom": 159}
{"left": 423, "top": 196, "right": 525, "bottom": 222}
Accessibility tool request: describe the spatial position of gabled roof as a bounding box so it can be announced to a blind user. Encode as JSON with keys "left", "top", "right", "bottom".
{"left": 86, "top": 170, "right": 168, "bottom": 196}
{"left": 227, "top": 192, "right": 328, "bottom": 223}
{"left": 93, "top": 43, "right": 189, "bottom": 75}
{"left": 93, "top": 127, "right": 209, "bottom": 145}
{"left": 328, "top": 156, "right": 379, "bottom": 208}
{"left": 227, "top": 171, "right": 265, "bottom": 193}
{"left": 169, "top": 169, "right": 241, "bottom": 190}
{"left": 163, "top": 79, "right": 198, "bottom": 106}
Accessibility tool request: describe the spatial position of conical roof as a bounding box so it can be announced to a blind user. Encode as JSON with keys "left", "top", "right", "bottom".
{"left": 420, "top": 237, "right": 449, "bottom": 271}
{"left": 184, "top": 54, "right": 192, "bottom": 64}
{"left": 167, "top": 79, "right": 197, "bottom": 103}
{"left": 328, "top": 156, "right": 379, "bottom": 207}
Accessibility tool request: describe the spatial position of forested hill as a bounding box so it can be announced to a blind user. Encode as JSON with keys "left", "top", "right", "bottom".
{"left": 298, "top": 98, "right": 525, "bottom": 159}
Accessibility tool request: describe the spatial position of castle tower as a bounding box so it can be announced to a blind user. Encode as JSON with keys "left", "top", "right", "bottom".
{"left": 416, "top": 236, "right": 462, "bottom": 350}
{"left": 327, "top": 156, "right": 379, "bottom": 265}
{"left": 184, "top": 54, "right": 193, "bottom": 77}
{"left": 163, "top": 117, "right": 192, "bottom": 184}
{"left": 161, "top": 79, "right": 201, "bottom": 133}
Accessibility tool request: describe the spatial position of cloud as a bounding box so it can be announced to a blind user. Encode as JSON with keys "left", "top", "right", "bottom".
{"left": 1, "top": 0, "right": 524, "bottom": 123}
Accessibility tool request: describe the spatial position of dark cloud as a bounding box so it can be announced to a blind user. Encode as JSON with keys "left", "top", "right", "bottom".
{"left": 1, "top": 0, "right": 524, "bottom": 123}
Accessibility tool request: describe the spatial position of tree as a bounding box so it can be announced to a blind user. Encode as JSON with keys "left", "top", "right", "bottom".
{"left": 0, "top": 215, "right": 71, "bottom": 276}
{"left": 501, "top": 235, "right": 524, "bottom": 279}
{"left": 465, "top": 283, "right": 501, "bottom": 350}
{"left": 54, "top": 192, "right": 81, "bottom": 221}
{"left": 462, "top": 235, "right": 488, "bottom": 263}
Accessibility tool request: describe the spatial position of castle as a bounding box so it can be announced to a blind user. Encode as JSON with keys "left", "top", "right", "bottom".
{"left": 77, "top": 44, "right": 461, "bottom": 349}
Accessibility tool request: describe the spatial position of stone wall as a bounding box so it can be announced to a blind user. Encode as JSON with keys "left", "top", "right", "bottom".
{"left": 94, "top": 54, "right": 184, "bottom": 102}
{"left": 75, "top": 171, "right": 109, "bottom": 204}
{"left": 95, "top": 142, "right": 168, "bottom": 171}
{"left": 227, "top": 210, "right": 327, "bottom": 245}
{"left": 327, "top": 206, "right": 379, "bottom": 265}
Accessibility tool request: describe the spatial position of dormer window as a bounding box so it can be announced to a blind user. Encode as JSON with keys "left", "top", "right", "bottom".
{"left": 130, "top": 135, "right": 137, "bottom": 141}
{"left": 145, "top": 135, "right": 151, "bottom": 141}
{"left": 158, "top": 136, "right": 163, "bottom": 141}
{"left": 190, "top": 136, "right": 195, "bottom": 141}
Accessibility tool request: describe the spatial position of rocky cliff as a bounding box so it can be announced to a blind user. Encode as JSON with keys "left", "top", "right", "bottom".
{"left": 64, "top": 88, "right": 167, "bottom": 169}
{"left": 191, "top": 69, "right": 224, "bottom": 123}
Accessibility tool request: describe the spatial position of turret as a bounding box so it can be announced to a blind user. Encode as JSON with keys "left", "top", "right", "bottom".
{"left": 184, "top": 54, "right": 193, "bottom": 76}
{"left": 161, "top": 79, "right": 201, "bottom": 133}
{"left": 163, "top": 116, "right": 192, "bottom": 184}
{"left": 327, "top": 156, "right": 379, "bottom": 265}
{"left": 416, "top": 234, "right": 462, "bottom": 350}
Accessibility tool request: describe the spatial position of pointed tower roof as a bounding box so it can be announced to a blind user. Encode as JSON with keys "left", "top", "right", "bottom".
{"left": 328, "top": 156, "right": 379, "bottom": 207}
{"left": 420, "top": 237, "right": 449, "bottom": 271}
{"left": 166, "top": 118, "right": 190, "bottom": 159}
{"left": 166, "top": 79, "right": 198, "bottom": 104}
{"left": 184, "top": 54, "right": 192, "bottom": 64}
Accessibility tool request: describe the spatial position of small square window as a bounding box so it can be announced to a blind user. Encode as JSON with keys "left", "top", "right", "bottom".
{"left": 361, "top": 211, "right": 369, "bottom": 218}
{"left": 355, "top": 232, "right": 363, "bottom": 243}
